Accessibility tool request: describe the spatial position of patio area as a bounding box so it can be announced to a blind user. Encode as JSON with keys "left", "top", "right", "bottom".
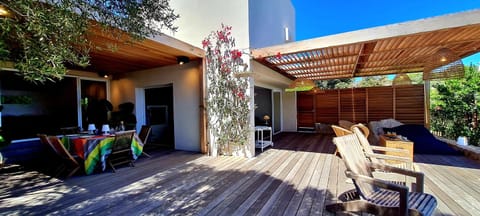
{"left": 1, "top": 132, "right": 479, "bottom": 215}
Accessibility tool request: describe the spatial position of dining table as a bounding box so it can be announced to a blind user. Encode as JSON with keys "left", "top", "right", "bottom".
{"left": 62, "top": 133, "right": 144, "bottom": 175}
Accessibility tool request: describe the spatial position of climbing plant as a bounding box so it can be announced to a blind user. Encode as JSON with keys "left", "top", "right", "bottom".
{"left": 203, "top": 24, "right": 250, "bottom": 155}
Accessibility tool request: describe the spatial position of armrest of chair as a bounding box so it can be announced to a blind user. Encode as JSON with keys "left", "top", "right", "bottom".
{"left": 365, "top": 152, "right": 413, "bottom": 162}
{"left": 368, "top": 162, "right": 424, "bottom": 193}
{"left": 345, "top": 171, "right": 409, "bottom": 215}
{"left": 370, "top": 145, "right": 410, "bottom": 154}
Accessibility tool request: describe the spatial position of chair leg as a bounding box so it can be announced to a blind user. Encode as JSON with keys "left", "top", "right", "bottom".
{"left": 108, "top": 160, "right": 116, "bottom": 173}
{"left": 65, "top": 166, "right": 80, "bottom": 179}
{"left": 142, "top": 151, "right": 152, "bottom": 158}
{"left": 54, "top": 164, "right": 67, "bottom": 178}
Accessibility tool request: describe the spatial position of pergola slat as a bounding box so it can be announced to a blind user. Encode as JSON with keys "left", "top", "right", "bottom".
{"left": 252, "top": 10, "right": 480, "bottom": 80}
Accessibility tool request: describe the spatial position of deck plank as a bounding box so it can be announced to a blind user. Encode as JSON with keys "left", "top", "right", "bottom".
{"left": 1, "top": 132, "right": 479, "bottom": 215}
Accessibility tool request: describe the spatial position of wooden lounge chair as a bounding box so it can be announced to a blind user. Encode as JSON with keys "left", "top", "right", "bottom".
{"left": 39, "top": 135, "right": 81, "bottom": 179}
{"left": 338, "top": 120, "right": 355, "bottom": 130}
{"left": 138, "top": 125, "right": 152, "bottom": 158}
{"left": 351, "top": 125, "right": 415, "bottom": 171}
{"left": 331, "top": 125, "right": 353, "bottom": 156}
{"left": 106, "top": 130, "right": 135, "bottom": 172}
{"left": 327, "top": 133, "right": 437, "bottom": 216}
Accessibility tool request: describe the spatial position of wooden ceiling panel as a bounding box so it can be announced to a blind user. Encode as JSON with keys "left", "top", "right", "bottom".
{"left": 78, "top": 25, "right": 204, "bottom": 75}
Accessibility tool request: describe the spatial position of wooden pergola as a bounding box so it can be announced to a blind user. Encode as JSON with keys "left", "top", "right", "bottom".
{"left": 252, "top": 9, "right": 480, "bottom": 80}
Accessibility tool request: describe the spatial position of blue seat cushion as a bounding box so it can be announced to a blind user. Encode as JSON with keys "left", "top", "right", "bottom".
{"left": 383, "top": 124, "right": 461, "bottom": 155}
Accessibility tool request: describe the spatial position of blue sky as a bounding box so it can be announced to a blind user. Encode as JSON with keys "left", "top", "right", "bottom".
{"left": 291, "top": 0, "right": 480, "bottom": 65}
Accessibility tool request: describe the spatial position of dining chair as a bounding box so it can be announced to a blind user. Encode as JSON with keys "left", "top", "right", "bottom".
{"left": 106, "top": 130, "right": 135, "bottom": 172}
{"left": 60, "top": 126, "right": 80, "bottom": 135}
{"left": 138, "top": 125, "right": 152, "bottom": 158}
{"left": 40, "top": 135, "right": 82, "bottom": 179}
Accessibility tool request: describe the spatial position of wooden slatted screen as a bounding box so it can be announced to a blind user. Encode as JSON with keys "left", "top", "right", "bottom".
{"left": 315, "top": 90, "right": 338, "bottom": 124}
{"left": 395, "top": 85, "right": 425, "bottom": 124}
{"left": 368, "top": 86, "right": 394, "bottom": 121}
{"left": 339, "top": 88, "right": 367, "bottom": 123}
{"left": 297, "top": 92, "right": 315, "bottom": 128}
{"left": 297, "top": 84, "right": 425, "bottom": 128}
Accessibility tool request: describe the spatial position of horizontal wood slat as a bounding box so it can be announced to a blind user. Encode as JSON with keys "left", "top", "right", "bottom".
{"left": 315, "top": 91, "right": 338, "bottom": 124}
{"left": 297, "top": 84, "right": 425, "bottom": 128}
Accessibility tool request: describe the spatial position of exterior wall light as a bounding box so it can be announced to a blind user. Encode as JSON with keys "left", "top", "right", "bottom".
{"left": 177, "top": 56, "right": 189, "bottom": 65}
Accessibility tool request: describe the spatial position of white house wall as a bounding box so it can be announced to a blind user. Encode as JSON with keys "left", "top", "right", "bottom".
{"left": 282, "top": 92, "right": 297, "bottom": 132}
{"left": 166, "top": 0, "right": 250, "bottom": 51}
{"left": 249, "top": 0, "right": 296, "bottom": 48}
{"left": 251, "top": 60, "right": 297, "bottom": 132}
{"left": 110, "top": 61, "right": 202, "bottom": 152}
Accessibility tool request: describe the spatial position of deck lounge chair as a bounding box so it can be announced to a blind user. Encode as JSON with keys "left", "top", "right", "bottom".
{"left": 351, "top": 125, "right": 416, "bottom": 171}
{"left": 327, "top": 133, "right": 437, "bottom": 216}
{"left": 331, "top": 125, "right": 353, "bottom": 156}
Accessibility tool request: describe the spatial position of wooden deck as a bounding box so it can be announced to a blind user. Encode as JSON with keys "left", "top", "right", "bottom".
{"left": 1, "top": 132, "right": 479, "bottom": 215}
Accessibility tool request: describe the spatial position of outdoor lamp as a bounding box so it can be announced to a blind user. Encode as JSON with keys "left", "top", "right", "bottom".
{"left": 177, "top": 56, "right": 189, "bottom": 65}
{"left": 101, "top": 124, "right": 110, "bottom": 135}
{"left": 88, "top": 124, "right": 96, "bottom": 134}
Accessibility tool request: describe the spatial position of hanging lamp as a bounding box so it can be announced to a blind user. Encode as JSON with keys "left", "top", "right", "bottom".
{"left": 392, "top": 73, "right": 412, "bottom": 86}
{"left": 423, "top": 47, "right": 464, "bottom": 80}
{"left": 285, "top": 78, "right": 315, "bottom": 92}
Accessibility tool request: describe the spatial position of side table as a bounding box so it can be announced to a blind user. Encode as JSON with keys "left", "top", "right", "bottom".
{"left": 255, "top": 126, "right": 273, "bottom": 152}
{"left": 379, "top": 135, "right": 414, "bottom": 162}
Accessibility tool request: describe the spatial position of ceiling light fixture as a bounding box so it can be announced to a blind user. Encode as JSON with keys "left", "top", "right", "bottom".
{"left": 177, "top": 56, "right": 189, "bottom": 65}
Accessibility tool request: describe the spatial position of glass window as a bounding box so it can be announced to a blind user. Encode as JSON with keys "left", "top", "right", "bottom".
{"left": 0, "top": 72, "right": 77, "bottom": 139}
{"left": 80, "top": 80, "right": 108, "bottom": 130}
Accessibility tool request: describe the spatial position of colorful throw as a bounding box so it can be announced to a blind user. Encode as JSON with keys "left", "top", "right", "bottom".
{"left": 71, "top": 135, "right": 144, "bottom": 175}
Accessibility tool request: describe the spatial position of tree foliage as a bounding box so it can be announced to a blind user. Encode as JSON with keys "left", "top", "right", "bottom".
{"left": 430, "top": 65, "right": 480, "bottom": 146}
{"left": 357, "top": 75, "right": 391, "bottom": 87}
{"left": 315, "top": 78, "right": 353, "bottom": 89}
{"left": 0, "top": 0, "right": 178, "bottom": 83}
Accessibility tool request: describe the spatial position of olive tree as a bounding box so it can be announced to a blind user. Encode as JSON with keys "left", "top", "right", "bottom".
{"left": 0, "top": 0, "right": 178, "bottom": 83}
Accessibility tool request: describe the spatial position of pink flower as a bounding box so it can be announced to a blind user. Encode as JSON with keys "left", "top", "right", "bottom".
{"left": 237, "top": 90, "right": 245, "bottom": 100}
{"left": 220, "top": 62, "right": 230, "bottom": 74}
{"left": 231, "top": 50, "right": 242, "bottom": 60}
{"left": 217, "top": 31, "right": 227, "bottom": 42}
{"left": 202, "top": 39, "right": 210, "bottom": 48}
{"left": 276, "top": 52, "right": 282, "bottom": 59}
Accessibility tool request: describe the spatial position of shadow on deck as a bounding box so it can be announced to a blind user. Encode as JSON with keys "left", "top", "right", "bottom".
{"left": 1, "top": 132, "right": 479, "bottom": 215}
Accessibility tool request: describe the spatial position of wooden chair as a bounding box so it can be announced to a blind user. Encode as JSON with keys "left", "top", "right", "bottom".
{"left": 331, "top": 125, "right": 353, "bottom": 156}
{"left": 350, "top": 123, "right": 370, "bottom": 139}
{"left": 138, "top": 125, "right": 152, "bottom": 158}
{"left": 327, "top": 133, "right": 437, "bottom": 216}
{"left": 60, "top": 126, "right": 80, "bottom": 135}
{"left": 39, "top": 134, "right": 81, "bottom": 179}
{"left": 338, "top": 120, "right": 355, "bottom": 130}
{"left": 106, "top": 130, "right": 135, "bottom": 172}
{"left": 351, "top": 126, "right": 415, "bottom": 171}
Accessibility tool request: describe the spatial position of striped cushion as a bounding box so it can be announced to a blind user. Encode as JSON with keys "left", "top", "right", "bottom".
{"left": 367, "top": 189, "right": 437, "bottom": 216}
